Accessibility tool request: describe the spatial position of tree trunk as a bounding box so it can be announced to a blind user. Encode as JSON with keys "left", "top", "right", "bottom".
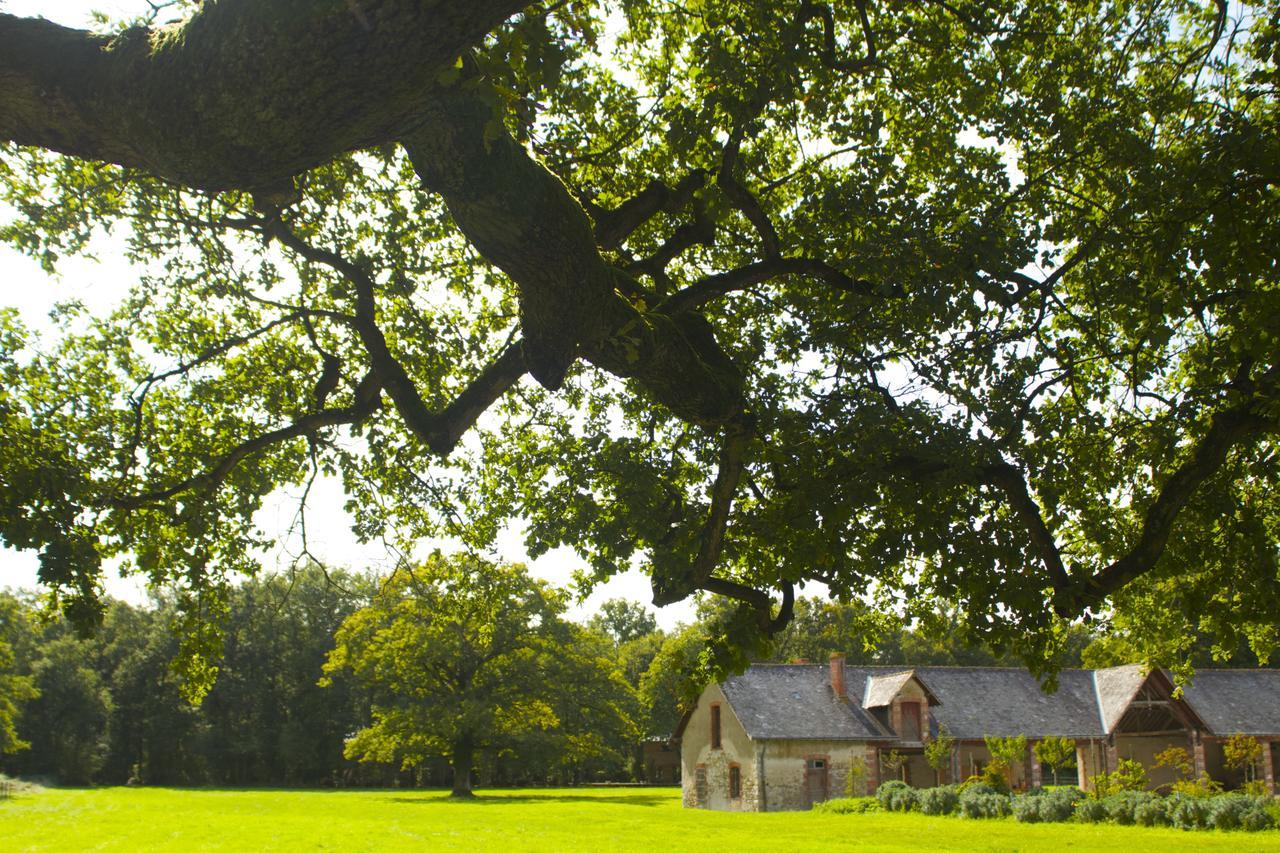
{"left": 450, "top": 737, "right": 475, "bottom": 798}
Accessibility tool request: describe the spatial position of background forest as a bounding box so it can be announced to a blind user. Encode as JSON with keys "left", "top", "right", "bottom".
{"left": 1, "top": 560, "right": 1266, "bottom": 790}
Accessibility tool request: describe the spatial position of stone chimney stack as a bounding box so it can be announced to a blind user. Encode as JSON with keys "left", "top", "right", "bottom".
{"left": 830, "top": 652, "right": 847, "bottom": 699}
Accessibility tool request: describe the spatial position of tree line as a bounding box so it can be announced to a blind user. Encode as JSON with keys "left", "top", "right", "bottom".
{"left": 0, "top": 553, "right": 1264, "bottom": 789}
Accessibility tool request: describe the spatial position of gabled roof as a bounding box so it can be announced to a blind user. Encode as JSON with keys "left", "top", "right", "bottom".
{"left": 706, "top": 663, "right": 1280, "bottom": 745}
{"left": 1093, "top": 664, "right": 1148, "bottom": 733}
{"left": 918, "top": 667, "right": 1104, "bottom": 739}
{"left": 863, "top": 669, "right": 940, "bottom": 708}
{"left": 1180, "top": 669, "right": 1280, "bottom": 736}
{"left": 720, "top": 665, "right": 896, "bottom": 741}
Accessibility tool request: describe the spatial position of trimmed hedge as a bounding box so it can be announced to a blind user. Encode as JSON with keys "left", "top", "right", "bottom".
{"left": 1012, "top": 788, "right": 1082, "bottom": 823}
{"left": 875, "top": 780, "right": 917, "bottom": 813}
{"left": 959, "top": 788, "right": 1012, "bottom": 819}
{"left": 813, "top": 797, "right": 881, "bottom": 815}
{"left": 917, "top": 785, "right": 960, "bottom": 816}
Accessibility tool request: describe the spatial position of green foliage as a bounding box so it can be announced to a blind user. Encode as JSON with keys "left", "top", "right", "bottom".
{"left": 958, "top": 788, "right": 1012, "bottom": 819}
{"left": 1207, "top": 794, "right": 1252, "bottom": 831}
{"left": 1012, "top": 787, "right": 1082, "bottom": 823}
{"left": 588, "top": 599, "right": 657, "bottom": 646}
{"left": 1102, "top": 791, "right": 1160, "bottom": 825}
{"left": 924, "top": 726, "right": 956, "bottom": 782}
{"left": 1223, "top": 734, "right": 1264, "bottom": 783}
{"left": 1074, "top": 797, "right": 1109, "bottom": 823}
{"left": 0, "top": 0, "right": 1275, "bottom": 690}
{"left": 813, "top": 796, "right": 881, "bottom": 815}
{"left": 1033, "top": 736, "right": 1076, "bottom": 785}
{"left": 0, "top": 597, "right": 37, "bottom": 754}
{"left": 1170, "top": 772, "right": 1223, "bottom": 798}
{"left": 1090, "top": 758, "right": 1147, "bottom": 798}
{"left": 983, "top": 736, "right": 1027, "bottom": 789}
{"left": 917, "top": 784, "right": 960, "bottom": 816}
{"left": 874, "top": 779, "right": 916, "bottom": 813}
{"left": 843, "top": 755, "right": 870, "bottom": 798}
{"left": 1153, "top": 746, "right": 1193, "bottom": 784}
{"left": 1167, "top": 792, "right": 1211, "bottom": 829}
{"left": 323, "top": 553, "right": 637, "bottom": 794}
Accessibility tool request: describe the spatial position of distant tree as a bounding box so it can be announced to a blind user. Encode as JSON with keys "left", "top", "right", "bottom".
{"left": 924, "top": 726, "right": 956, "bottom": 785}
{"left": 323, "top": 553, "right": 635, "bottom": 796}
{"left": 1033, "top": 736, "right": 1076, "bottom": 786}
{"left": 589, "top": 599, "right": 657, "bottom": 646}
{"left": 19, "top": 635, "right": 113, "bottom": 784}
{"left": 0, "top": 593, "right": 38, "bottom": 755}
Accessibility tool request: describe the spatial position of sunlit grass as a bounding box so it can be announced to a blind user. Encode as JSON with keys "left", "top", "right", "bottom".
{"left": 3, "top": 786, "right": 1279, "bottom": 851}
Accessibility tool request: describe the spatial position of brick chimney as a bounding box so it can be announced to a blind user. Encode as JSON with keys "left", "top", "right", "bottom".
{"left": 830, "top": 652, "right": 847, "bottom": 699}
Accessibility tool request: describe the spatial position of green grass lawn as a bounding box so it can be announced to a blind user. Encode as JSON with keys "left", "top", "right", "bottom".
{"left": 3, "top": 786, "right": 1278, "bottom": 851}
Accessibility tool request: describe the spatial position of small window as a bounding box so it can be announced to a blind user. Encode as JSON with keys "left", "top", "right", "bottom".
{"left": 812, "top": 759, "right": 825, "bottom": 769}
{"left": 729, "top": 765, "right": 742, "bottom": 799}
{"left": 711, "top": 704, "right": 722, "bottom": 749}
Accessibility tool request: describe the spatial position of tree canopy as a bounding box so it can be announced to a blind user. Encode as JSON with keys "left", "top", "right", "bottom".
{"left": 0, "top": 0, "right": 1277, "bottom": 687}
{"left": 322, "top": 553, "right": 637, "bottom": 795}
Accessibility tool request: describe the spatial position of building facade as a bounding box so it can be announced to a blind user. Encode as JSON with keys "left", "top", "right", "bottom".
{"left": 678, "top": 656, "right": 1280, "bottom": 811}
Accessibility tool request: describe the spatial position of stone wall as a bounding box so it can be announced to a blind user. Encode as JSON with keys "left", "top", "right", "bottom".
{"left": 759, "top": 739, "right": 875, "bottom": 811}
{"left": 681, "top": 683, "right": 760, "bottom": 811}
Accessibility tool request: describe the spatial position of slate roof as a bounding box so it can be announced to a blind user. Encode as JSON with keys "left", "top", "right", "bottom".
{"left": 713, "top": 663, "right": 1280, "bottom": 743}
{"left": 1180, "top": 669, "right": 1280, "bottom": 736}
{"left": 918, "top": 667, "right": 1104, "bottom": 739}
{"left": 719, "top": 665, "right": 895, "bottom": 741}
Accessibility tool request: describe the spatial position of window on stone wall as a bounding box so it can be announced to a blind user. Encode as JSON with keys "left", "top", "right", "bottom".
{"left": 711, "top": 704, "right": 722, "bottom": 749}
{"left": 696, "top": 766, "right": 708, "bottom": 807}
{"left": 729, "top": 764, "right": 741, "bottom": 799}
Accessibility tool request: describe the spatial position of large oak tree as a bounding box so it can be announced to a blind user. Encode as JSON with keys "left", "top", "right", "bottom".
{"left": 0, "top": 0, "right": 1277, "bottom": 686}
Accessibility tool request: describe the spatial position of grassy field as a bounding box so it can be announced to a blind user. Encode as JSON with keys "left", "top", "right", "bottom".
{"left": 3, "top": 786, "right": 1280, "bottom": 851}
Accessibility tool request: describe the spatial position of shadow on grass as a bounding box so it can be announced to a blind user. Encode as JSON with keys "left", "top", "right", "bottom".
{"left": 382, "top": 792, "right": 673, "bottom": 807}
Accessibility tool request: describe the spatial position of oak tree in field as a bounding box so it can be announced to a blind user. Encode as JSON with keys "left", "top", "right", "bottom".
{"left": 322, "top": 553, "right": 635, "bottom": 795}
{"left": 0, "top": 0, "right": 1277, "bottom": 686}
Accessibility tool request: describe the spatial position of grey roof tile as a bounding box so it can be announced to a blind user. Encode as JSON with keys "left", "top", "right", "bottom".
{"left": 1180, "top": 669, "right": 1280, "bottom": 736}
{"left": 717, "top": 663, "right": 1280, "bottom": 744}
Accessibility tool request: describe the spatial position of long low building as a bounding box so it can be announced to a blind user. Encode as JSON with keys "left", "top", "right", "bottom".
{"left": 676, "top": 656, "right": 1280, "bottom": 811}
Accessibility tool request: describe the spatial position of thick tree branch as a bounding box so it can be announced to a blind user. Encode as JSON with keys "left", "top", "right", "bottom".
{"left": 660, "top": 256, "right": 877, "bottom": 316}
{"left": 702, "top": 577, "right": 796, "bottom": 634}
{"left": 0, "top": 1, "right": 526, "bottom": 189}
{"left": 111, "top": 378, "right": 383, "bottom": 509}
{"left": 589, "top": 171, "right": 708, "bottom": 251}
{"left": 798, "top": 0, "right": 878, "bottom": 74}
{"left": 266, "top": 218, "right": 527, "bottom": 456}
{"left": 1059, "top": 389, "right": 1280, "bottom": 614}
{"left": 403, "top": 85, "right": 746, "bottom": 428}
{"left": 718, "top": 134, "right": 781, "bottom": 258}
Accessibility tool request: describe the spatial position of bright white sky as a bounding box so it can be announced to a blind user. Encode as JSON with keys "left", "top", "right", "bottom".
{"left": 0, "top": 0, "right": 695, "bottom": 629}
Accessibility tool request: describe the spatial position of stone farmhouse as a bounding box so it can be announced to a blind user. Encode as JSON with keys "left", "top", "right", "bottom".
{"left": 676, "top": 655, "right": 1280, "bottom": 811}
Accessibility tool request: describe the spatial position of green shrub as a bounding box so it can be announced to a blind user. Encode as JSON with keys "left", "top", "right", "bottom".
{"left": 1170, "top": 772, "right": 1221, "bottom": 797}
{"left": 957, "top": 779, "right": 998, "bottom": 796}
{"left": 1074, "top": 797, "right": 1108, "bottom": 823}
{"left": 917, "top": 785, "right": 960, "bottom": 816}
{"left": 959, "top": 789, "right": 1011, "bottom": 819}
{"left": 1103, "top": 790, "right": 1158, "bottom": 825}
{"left": 813, "top": 797, "right": 881, "bottom": 815}
{"left": 1168, "top": 793, "right": 1210, "bottom": 830}
{"left": 1134, "top": 798, "right": 1170, "bottom": 827}
{"left": 1241, "top": 804, "right": 1275, "bottom": 832}
{"left": 1012, "top": 793, "right": 1046, "bottom": 823}
{"left": 1208, "top": 793, "right": 1255, "bottom": 830}
{"left": 875, "top": 780, "right": 916, "bottom": 813}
